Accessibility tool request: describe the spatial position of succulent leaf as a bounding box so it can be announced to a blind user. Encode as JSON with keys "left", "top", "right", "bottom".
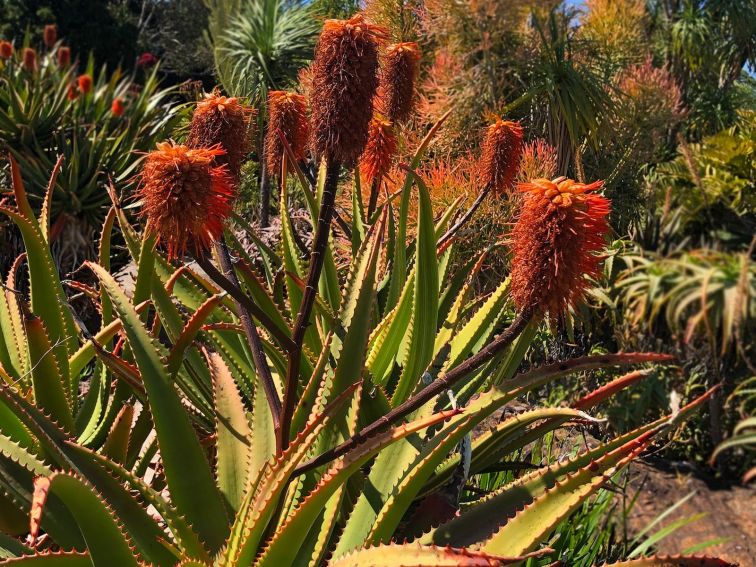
{"left": 30, "top": 473, "right": 140, "bottom": 566}
{"left": 86, "top": 262, "right": 230, "bottom": 553}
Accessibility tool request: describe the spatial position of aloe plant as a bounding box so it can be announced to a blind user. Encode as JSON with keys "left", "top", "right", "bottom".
{"left": 0, "top": 30, "right": 179, "bottom": 230}
{"left": 0, "top": 16, "right": 734, "bottom": 566}
{"left": 0, "top": 145, "right": 729, "bottom": 565}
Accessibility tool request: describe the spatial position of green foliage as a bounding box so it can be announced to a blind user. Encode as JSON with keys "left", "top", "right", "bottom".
{"left": 0, "top": 30, "right": 180, "bottom": 265}
{"left": 644, "top": 111, "right": 756, "bottom": 249}
{"left": 206, "top": 0, "right": 318, "bottom": 101}
{"left": 142, "top": 0, "right": 215, "bottom": 80}
{"left": 0, "top": 113, "right": 722, "bottom": 565}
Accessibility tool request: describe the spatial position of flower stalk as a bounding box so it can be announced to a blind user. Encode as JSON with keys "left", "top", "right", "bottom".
{"left": 213, "top": 240, "right": 282, "bottom": 450}
{"left": 294, "top": 308, "right": 534, "bottom": 474}
{"left": 280, "top": 159, "right": 341, "bottom": 450}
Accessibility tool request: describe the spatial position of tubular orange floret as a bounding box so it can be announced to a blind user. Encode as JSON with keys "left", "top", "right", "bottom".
{"left": 43, "top": 24, "right": 57, "bottom": 48}
{"left": 380, "top": 42, "right": 420, "bottom": 123}
{"left": 309, "top": 14, "right": 388, "bottom": 167}
{"left": 187, "top": 92, "right": 254, "bottom": 181}
{"left": 480, "top": 119, "right": 524, "bottom": 195}
{"left": 510, "top": 177, "right": 611, "bottom": 320}
{"left": 264, "top": 90, "right": 309, "bottom": 176}
{"left": 359, "top": 117, "right": 397, "bottom": 186}
{"left": 57, "top": 46, "right": 70, "bottom": 67}
{"left": 77, "top": 74, "right": 92, "bottom": 94}
{"left": 22, "top": 48, "right": 37, "bottom": 71}
{"left": 0, "top": 41, "right": 13, "bottom": 60}
{"left": 111, "top": 97, "right": 125, "bottom": 117}
{"left": 138, "top": 142, "right": 235, "bottom": 260}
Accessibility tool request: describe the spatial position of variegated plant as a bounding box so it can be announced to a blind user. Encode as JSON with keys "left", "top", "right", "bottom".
{"left": 0, "top": 13, "right": 733, "bottom": 567}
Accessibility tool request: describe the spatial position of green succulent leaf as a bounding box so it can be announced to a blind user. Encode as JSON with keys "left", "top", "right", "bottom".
{"left": 0, "top": 551, "right": 93, "bottom": 565}
{"left": 86, "top": 262, "right": 230, "bottom": 553}
{"left": 30, "top": 473, "right": 140, "bottom": 566}
{"left": 209, "top": 351, "right": 252, "bottom": 512}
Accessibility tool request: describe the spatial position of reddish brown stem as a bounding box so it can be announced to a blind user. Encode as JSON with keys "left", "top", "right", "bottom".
{"left": 193, "top": 252, "right": 295, "bottom": 353}
{"left": 293, "top": 310, "right": 533, "bottom": 475}
{"left": 279, "top": 159, "right": 341, "bottom": 452}
{"left": 213, "top": 240, "right": 282, "bottom": 448}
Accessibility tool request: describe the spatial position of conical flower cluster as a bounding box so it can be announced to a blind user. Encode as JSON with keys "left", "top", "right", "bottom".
{"left": 359, "top": 117, "right": 397, "bottom": 186}
{"left": 22, "top": 48, "right": 36, "bottom": 71}
{"left": 510, "top": 177, "right": 610, "bottom": 320}
{"left": 480, "top": 119, "right": 524, "bottom": 195}
{"left": 57, "top": 46, "right": 70, "bottom": 67}
{"left": 43, "top": 24, "right": 57, "bottom": 48}
{"left": 380, "top": 42, "right": 420, "bottom": 123}
{"left": 77, "top": 74, "right": 92, "bottom": 94}
{"left": 309, "top": 14, "right": 387, "bottom": 167}
{"left": 111, "top": 98, "right": 125, "bottom": 117}
{"left": 187, "top": 93, "right": 253, "bottom": 180}
{"left": 264, "top": 90, "right": 309, "bottom": 176}
{"left": 139, "top": 142, "right": 234, "bottom": 259}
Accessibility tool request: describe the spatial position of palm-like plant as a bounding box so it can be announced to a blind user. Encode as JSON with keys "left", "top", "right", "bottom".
{"left": 207, "top": 0, "right": 318, "bottom": 101}
{"left": 514, "top": 9, "right": 615, "bottom": 175}
{"left": 205, "top": 0, "right": 318, "bottom": 226}
{"left": 614, "top": 247, "right": 754, "bottom": 359}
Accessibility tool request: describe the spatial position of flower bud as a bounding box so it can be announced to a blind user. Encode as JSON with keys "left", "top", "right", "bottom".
{"left": 480, "top": 119, "right": 524, "bottom": 195}
{"left": 187, "top": 93, "right": 254, "bottom": 181}
{"left": 309, "top": 14, "right": 387, "bottom": 167}
{"left": 57, "top": 46, "right": 70, "bottom": 67}
{"left": 22, "top": 48, "right": 37, "bottom": 71}
{"left": 77, "top": 74, "right": 92, "bottom": 94}
{"left": 43, "top": 24, "right": 57, "bottom": 48}
{"left": 0, "top": 41, "right": 13, "bottom": 60}
{"left": 380, "top": 42, "right": 420, "bottom": 123}
{"left": 111, "top": 98, "right": 125, "bottom": 117}
{"left": 264, "top": 90, "right": 309, "bottom": 176}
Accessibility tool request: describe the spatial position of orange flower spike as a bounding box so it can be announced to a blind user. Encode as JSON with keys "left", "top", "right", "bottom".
{"left": 22, "top": 48, "right": 37, "bottom": 71}
{"left": 510, "top": 177, "right": 610, "bottom": 320}
{"left": 57, "top": 46, "right": 70, "bottom": 67}
{"left": 66, "top": 83, "right": 78, "bottom": 101}
{"left": 359, "top": 117, "right": 397, "bottom": 185}
{"left": 138, "top": 142, "right": 235, "bottom": 260}
{"left": 264, "top": 90, "right": 309, "bottom": 176}
{"left": 310, "top": 14, "right": 388, "bottom": 167}
{"left": 381, "top": 42, "right": 420, "bottom": 123}
{"left": 43, "top": 24, "right": 57, "bottom": 48}
{"left": 0, "top": 41, "right": 13, "bottom": 60}
{"left": 480, "top": 119, "right": 524, "bottom": 194}
{"left": 77, "top": 74, "right": 93, "bottom": 94}
{"left": 187, "top": 93, "right": 254, "bottom": 180}
{"left": 111, "top": 97, "right": 125, "bottom": 117}
{"left": 518, "top": 139, "right": 558, "bottom": 182}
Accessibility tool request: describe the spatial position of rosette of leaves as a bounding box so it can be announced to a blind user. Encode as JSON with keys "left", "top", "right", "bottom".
{"left": 0, "top": 32, "right": 179, "bottom": 231}
{"left": 0, "top": 119, "right": 731, "bottom": 565}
